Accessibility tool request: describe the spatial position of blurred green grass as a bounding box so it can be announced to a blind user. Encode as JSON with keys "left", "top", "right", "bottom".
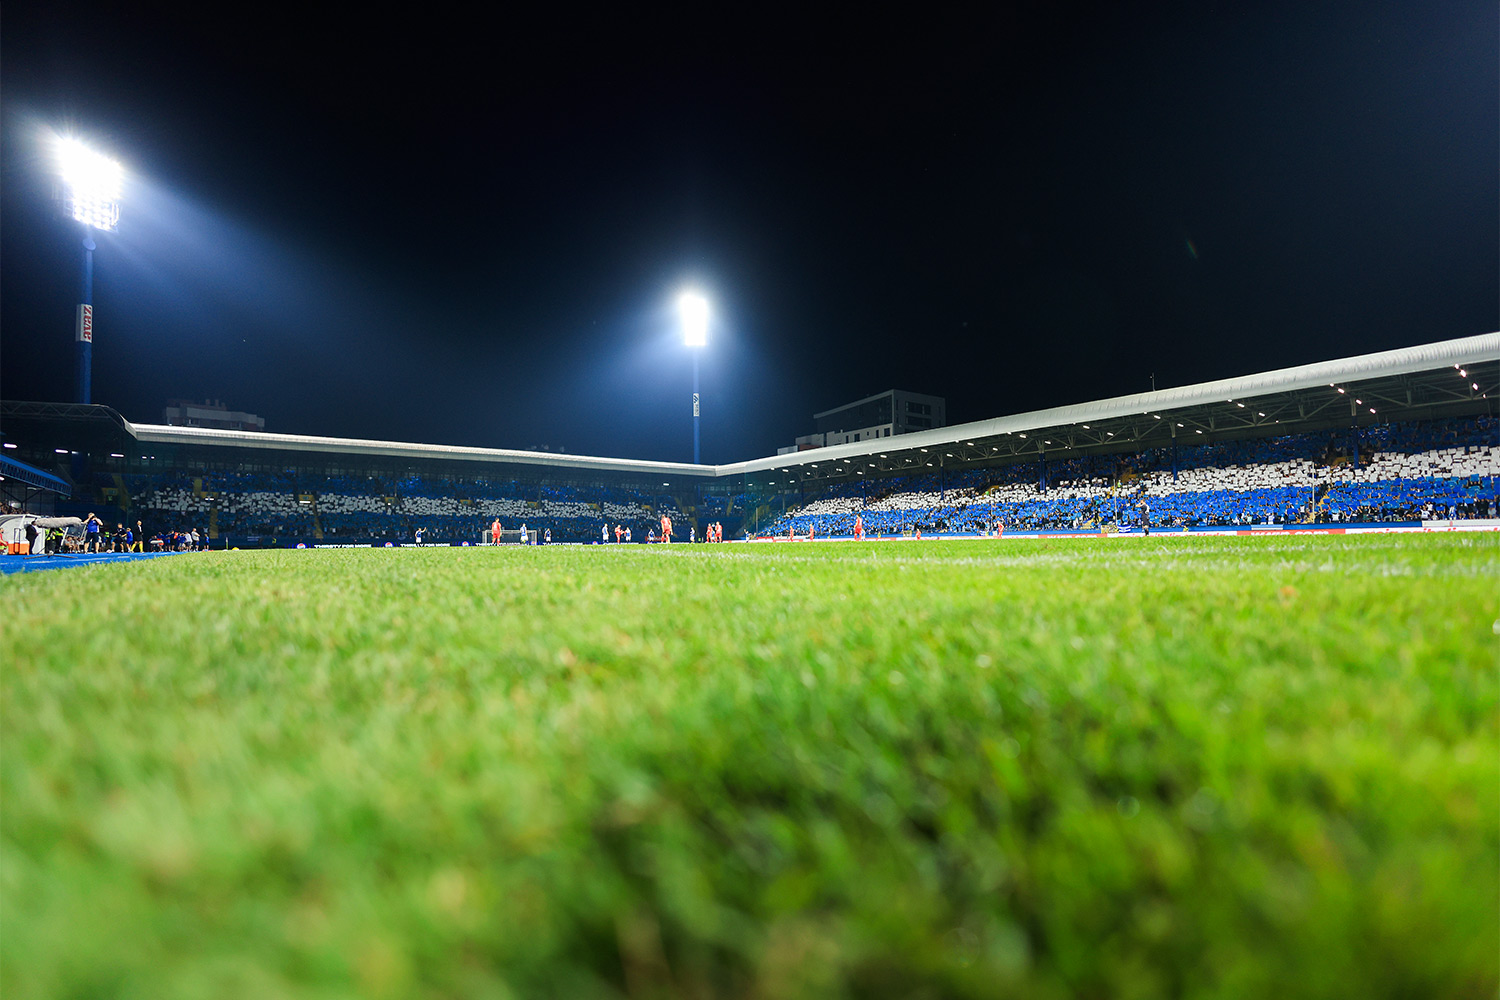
{"left": 2, "top": 535, "right": 1496, "bottom": 999}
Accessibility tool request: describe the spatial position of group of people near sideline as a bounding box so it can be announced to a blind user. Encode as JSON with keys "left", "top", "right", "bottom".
{"left": 22, "top": 514, "right": 209, "bottom": 555}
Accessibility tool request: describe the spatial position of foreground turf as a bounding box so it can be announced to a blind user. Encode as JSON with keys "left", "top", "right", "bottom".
{"left": 2, "top": 535, "right": 1496, "bottom": 999}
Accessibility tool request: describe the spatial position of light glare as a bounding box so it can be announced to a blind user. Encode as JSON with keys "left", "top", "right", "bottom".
{"left": 678, "top": 290, "right": 709, "bottom": 347}
{"left": 55, "top": 137, "right": 122, "bottom": 231}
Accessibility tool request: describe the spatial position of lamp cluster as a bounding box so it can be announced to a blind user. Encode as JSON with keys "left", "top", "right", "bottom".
{"left": 55, "top": 138, "right": 122, "bottom": 231}
{"left": 678, "top": 291, "right": 709, "bottom": 348}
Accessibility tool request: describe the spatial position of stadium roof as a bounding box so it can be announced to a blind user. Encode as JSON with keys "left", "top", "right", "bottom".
{"left": 129, "top": 423, "right": 718, "bottom": 479}
{"left": 741, "top": 332, "right": 1499, "bottom": 482}
{"left": 0, "top": 453, "right": 73, "bottom": 497}
{"left": 5, "top": 333, "right": 1496, "bottom": 485}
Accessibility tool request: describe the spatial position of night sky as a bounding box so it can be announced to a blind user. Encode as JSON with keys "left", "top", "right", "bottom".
{"left": 3, "top": 3, "right": 1496, "bottom": 463}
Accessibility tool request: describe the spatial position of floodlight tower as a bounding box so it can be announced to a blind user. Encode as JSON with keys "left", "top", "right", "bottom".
{"left": 54, "top": 138, "right": 122, "bottom": 405}
{"left": 678, "top": 290, "right": 709, "bottom": 464}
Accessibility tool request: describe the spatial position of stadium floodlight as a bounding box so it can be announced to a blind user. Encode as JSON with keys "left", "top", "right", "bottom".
{"left": 56, "top": 138, "right": 122, "bottom": 231}
{"left": 676, "top": 289, "right": 710, "bottom": 463}
{"left": 52, "top": 136, "right": 123, "bottom": 406}
{"left": 678, "top": 291, "right": 709, "bottom": 348}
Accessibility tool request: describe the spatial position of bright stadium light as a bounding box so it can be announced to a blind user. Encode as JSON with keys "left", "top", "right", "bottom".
{"left": 678, "top": 291, "right": 709, "bottom": 348}
{"left": 676, "top": 289, "right": 710, "bottom": 463}
{"left": 52, "top": 135, "right": 123, "bottom": 406}
{"left": 56, "top": 138, "right": 122, "bottom": 231}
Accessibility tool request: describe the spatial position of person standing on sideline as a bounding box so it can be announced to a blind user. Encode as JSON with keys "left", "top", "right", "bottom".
{"left": 134, "top": 521, "right": 145, "bottom": 552}
{"left": 602, "top": 524, "right": 609, "bottom": 544}
{"left": 854, "top": 514, "right": 864, "bottom": 540}
{"left": 491, "top": 518, "right": 502, "bottom": 546}
{"left": 84, "top": 513, "right": 102, "bottom": 552}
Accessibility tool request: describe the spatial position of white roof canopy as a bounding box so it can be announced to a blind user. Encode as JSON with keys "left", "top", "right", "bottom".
{"left": 125, "top": 332, "right": 1498, "bottom": 478}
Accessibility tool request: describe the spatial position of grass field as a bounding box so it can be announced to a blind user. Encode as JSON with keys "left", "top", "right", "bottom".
{"left": 3, "top": 535, "right": 1497, "bottom": 999}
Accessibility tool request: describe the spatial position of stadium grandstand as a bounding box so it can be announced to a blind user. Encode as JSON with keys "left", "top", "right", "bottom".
{"left": 1, "top": 333, "right": 1496, "bottom": 546}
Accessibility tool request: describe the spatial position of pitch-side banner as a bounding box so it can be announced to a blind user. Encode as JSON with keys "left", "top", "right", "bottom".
{"left": 76, "top": 304, "right": 93, "bottom": 343}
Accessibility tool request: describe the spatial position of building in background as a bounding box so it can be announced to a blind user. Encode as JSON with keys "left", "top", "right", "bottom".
{"left": 163, "top": 399, "right": 265, "bottom": 432}
{"left": 780, "top": 390, "right": 945, "bottom": 453}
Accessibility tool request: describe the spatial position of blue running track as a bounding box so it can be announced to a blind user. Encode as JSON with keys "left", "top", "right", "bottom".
{"left": 0, "top": 552, "right": 185, "bottom": 576}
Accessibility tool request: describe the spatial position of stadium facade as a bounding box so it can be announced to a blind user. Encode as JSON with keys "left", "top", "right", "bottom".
{"left": 780, "top": 389, "right": 948, "bottom": 453}
{"left": 1, "top": 333, "right": 1495, "bottom": 542}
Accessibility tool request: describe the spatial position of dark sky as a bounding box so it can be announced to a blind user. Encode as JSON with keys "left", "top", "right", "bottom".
{"left": 3, "top": 3, "right": 1496, "bottom": 462}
